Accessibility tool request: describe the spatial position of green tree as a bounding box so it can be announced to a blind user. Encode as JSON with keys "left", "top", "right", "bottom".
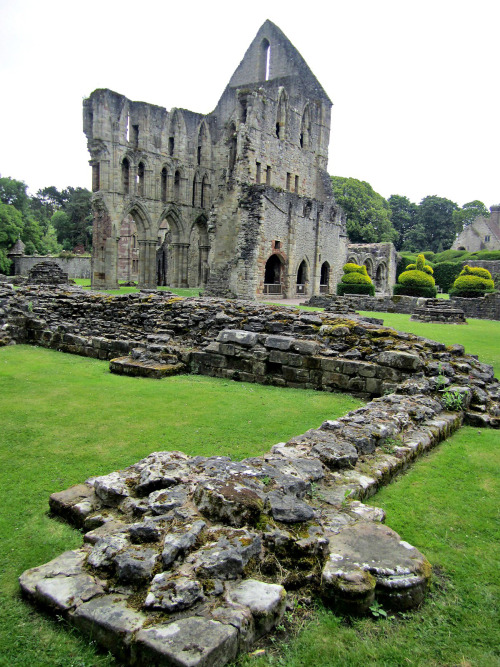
{"left": 330, "top": 176, "right": 398, "bottom": 244}
{"left": 0, "top": 202, "right": 24, "bottom": 273}
{"left": 0, "top": 176, "right": 30, "bottom": 214}
{"left": 388, "top": 195, "right": 418, "bottom": 251}
{"left": 452, "top": 200, "right": 489, "bottom": 235}
{"left": 411, "top": 195, "right": 459, "bottom": 253}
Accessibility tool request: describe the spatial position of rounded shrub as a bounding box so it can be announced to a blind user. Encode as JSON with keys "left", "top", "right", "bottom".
{"left": 394, "top": 253, "right": 437, "bottom": 297}
{"left": 450, "top": 265, "right": 495, "bottom": 298}
{"left": 337, "top": 263, "right": 375, "bottom": 296}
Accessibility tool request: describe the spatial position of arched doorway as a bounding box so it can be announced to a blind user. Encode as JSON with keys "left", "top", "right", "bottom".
{"left": 117, "top": 215, "right": 139, "bottom": 282}
{"left": 263, "top": 255, "right": 283, "bottom": 295}
{"left": 188, "top": 217, "right": 210, "bottom": 287}
{"left": 364, "top": 258, "right": 374, "bottom": 278}
{"left": 320, "top": 261, "right": 330, "bottom": 293}
{"left": 375, "top": 263, "right": 387, "bottom": 291}
{"left": 296, "top": 260, "right": 308, "bottom": 295}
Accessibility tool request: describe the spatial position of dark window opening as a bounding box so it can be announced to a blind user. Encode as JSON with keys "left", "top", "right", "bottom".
{"left": 122, "top": 158, "right": 130, "bottom": 194}
{"left": 201, "top": 176, "right": 208, "bottom": 208}
{"left": 276, "top": 122, "right": 280, "bottom": 138}
{"left": 161, "top": 167, "right": 167, "bottom": 202}
{"left": 197, "top": 146, "right": 202, "bottom": 165}
{"left": 137, "top": 162, "right": 145, "bottom": 196}
{"left": 92, "top": 164, "right": 100, "bottom": 192}
{"left": 132, "top": 124, "right": 139, "bottom": 148}
{"left": 266, "top": 166, "right": 271, "bottom": 186}
{"left": 228, "top": 126, "right": 237, "bottom": 176}
{"left": 320, "top": 262, "right": 330, "bottom": 285}
{"left": 274, "top": 240, "right": 281, "bottom": 250}
{"left": 256, "top": 162, "right": 261, "bottom": 184}
{"left": 303, "top": 200, "right": 312, "bottom": 217}
{"left": 240, "top": 98, "right": 248, "bottom": 123}
{"left": 192, "top": 176, "right": 199, "bottom": 207}
{"left": 168, "top": 137, "right": 174, "bottom": 156}
{"left": 174, "top": 170, "right": 181, "bottom": 199}
{"left": 297, "top": 260, "right": 307, "bottom": 291}
{"left": 294, "top": 175, "right": 299, "bottom": 193}
{"left": 286, "top": 173, "right": 291, "bottom": 190}
{"left": 485, "top": 235, "right": 490, "bottom": 242}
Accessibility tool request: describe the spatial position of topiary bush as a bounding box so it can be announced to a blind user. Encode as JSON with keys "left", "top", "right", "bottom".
{"left": 337, "top": 263, "right": 375, "bottom": 296}
{"left": 394, "top": 254, "right": 437, "bottom": 298}
{"left": 449, "top": 265, "right": 495, "bottom": 298}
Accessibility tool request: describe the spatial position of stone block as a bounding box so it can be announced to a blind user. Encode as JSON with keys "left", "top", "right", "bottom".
{"left": 217, "top": 330, "right": 259, "bottom": 347}
{"left": 134, "top": 617, "right": 238, "bottom": 667}
{"left": 226, "top": 579, "right": 286, "bottom": 638}
{"left": 264, "top": 335, "right": 294, "bottom": 350}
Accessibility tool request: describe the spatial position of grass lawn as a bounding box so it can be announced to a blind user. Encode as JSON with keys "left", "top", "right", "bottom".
{"left": 73, "top": 279, "right": 201, "bottom": 298}
{"left": 1, "top": 309, "right": 499, "bottom": 666}
{"left": 0, "top": 345, "right": 362, "bottom": 666}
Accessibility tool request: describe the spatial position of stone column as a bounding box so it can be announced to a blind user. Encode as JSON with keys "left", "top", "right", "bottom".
{"left": 104, "top": 236, "right": 120, "bottom": 289}
{"left": 180, "top": 243, "right": 190, "bottom": 287}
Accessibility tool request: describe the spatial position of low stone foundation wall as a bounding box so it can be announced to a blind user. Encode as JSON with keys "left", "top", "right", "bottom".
{"left": 307, "top": 293, "right": 500, "bottom": 321}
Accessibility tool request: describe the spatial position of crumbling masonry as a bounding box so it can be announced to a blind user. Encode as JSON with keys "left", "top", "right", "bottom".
{"left": 84, "top": 21, "right": 348, "bottom": 298}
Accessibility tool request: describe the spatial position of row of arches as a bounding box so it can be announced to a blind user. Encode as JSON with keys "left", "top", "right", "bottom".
{"left": 120, "top": 158, "right": 212, "bottom": 208}
{"left": 263, "top": 255, "right": 331, "bottom": 295}
{"left": 347, "top": 255, "right": 388, "bottom": 291}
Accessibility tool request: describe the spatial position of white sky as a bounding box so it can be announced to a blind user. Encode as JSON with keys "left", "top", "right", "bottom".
{"left": 1, "top": 0, "right": 498, "bottom": 208}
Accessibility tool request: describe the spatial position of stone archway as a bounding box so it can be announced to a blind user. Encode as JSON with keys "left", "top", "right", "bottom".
{"left": 263, "top": 255, "right": 283, "bottom": 295}
{"left": 320, "top": 261, "right": 330, "bottom": 293}
{"left": 296, "top": 259, "right": 309, "bottom": 295}
{"left": 156, "top": 208, "right": 185, "bottom": 287}
{"left": 375, "top": 262, "right": 387, "bottom": 291}
{"left": 188, "top": 217, "right": 210, "bottom": 288}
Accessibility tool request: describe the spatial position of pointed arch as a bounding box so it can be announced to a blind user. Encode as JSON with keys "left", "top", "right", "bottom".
{"left": 188, "top": 214, "right": 210, "bottom": 287}
{"left": 263, "top": 254, "right": 284, "bottom": 295}
{"left": 300, "top": 104, "right": 312, "bottom": 150}
{"left": 197, "top": 120, "right": 211, "bottom": 167}
{"left": 364, "top": 257, "right": 374, "bottom": 278}
{"left": 296, "top": 257, "right": 310, "bottom": 295}
{"left": 168, "top": 109, "right": 187, "bottom": 159}
{"left": 122, "top": 200, "right": 154, "bottom": 238}
{"left": 259, "top": 38, "right": 271, "bottom": 81}
{"left": 276, "top": 88, "right": 288, "bottom": 140}
{"left": 121, "top": 156, "right": 131, "bottom": 194}
{"left": 201, "top": 173, "right": 210, "bottom": 209}
{"left": 320, "top": 261, "right": 331, "bottom": 293}
{"left": 156, "top": 204, "right": 184, "bottom": 243}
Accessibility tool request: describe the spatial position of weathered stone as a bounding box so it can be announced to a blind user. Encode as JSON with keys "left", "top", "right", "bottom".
{"left": 129, "top": 521, "right": 162, "bottom": 543}
{"left": 145, "top": 573, "right": 205, "bottom": 612}
{"left": 148, "top": 485, "right": 188, "bottom": 515}
{"left": 135, "top": 617, "right": 238, "bottom": 667}
{"left": 114, "top": 546, "right": 159, "bottom": 583}
{"left": 322, "top": 522, "right": 431, "bottom": 612}
{"left": 34, "top": 574, "right": 104, "bottom": 611}
{"left": 377, "top": 350, "right": 423, "bottom": 372}
{"left": 87, "top": 534, "right": 129, "bottom": 569}
{"left": 49, "top": 484, "right": 100, "bottom": 527}
{"left": 217, "top": 330, "right": 259, "bottom": 347}
{"left": 162, "top": 520, "right": 206, "bottom": 567}
{"left": 93, "top": 471, "right": 132, "bottom": 506}
{"left": 188, "top": 530, "right": 261, "bottom": 580}
{"left": 19, "top": 549, "right": 88, "bottom": 597}
{"left": 226, "top": 579, "right": 286, "bottom": 638}
{"left": 267, "top": 491, "right": 315, "bottom": 523}
{"left": 194, "top": 481, "right": 264, "bottom": 527}
{"left": 72, "top": 594, "right": 146, "bottom": 659}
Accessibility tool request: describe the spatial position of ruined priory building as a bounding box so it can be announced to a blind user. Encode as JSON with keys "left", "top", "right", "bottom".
{"left": 83, "top": 21, "right": 348, "bottom": 298}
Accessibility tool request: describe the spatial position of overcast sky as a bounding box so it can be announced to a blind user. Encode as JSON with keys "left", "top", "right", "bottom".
{"left": 1, "top": 0, "right": 498, "bottom": 208}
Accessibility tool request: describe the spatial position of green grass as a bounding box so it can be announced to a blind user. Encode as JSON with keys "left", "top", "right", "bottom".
{"left": 72, "top": 279, "right": 201, "bottom": 298}
{"left": 0, "top": 345, "right": 362, "bottom": 666}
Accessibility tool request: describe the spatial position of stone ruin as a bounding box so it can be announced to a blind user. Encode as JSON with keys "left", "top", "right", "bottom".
{"left": 0, "top": 286, "right": 498, "bottom": 665}
{"left": 27, "top": 260, "right": 69, "bottom": 286}
{"left": 411, "top": 298, "right": 467, "bottom": 324}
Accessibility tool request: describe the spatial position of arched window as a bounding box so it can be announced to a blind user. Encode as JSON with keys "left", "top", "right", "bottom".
{"left": 122, "top": 158, "right": 130, "bottom": 194}
{"left": 161, "top": 167, "right": 167, "bottom": 203}
{"left": 300, "top": 105, "right": 312, "bottom": 150}
{"left": 297, "top": 260, "right": 307, "bottom": 285}
{"left": 197, "top": 122, "right": 209, "bottom": 166}
{"left": 364, "top": 258, "right": 373, "bottom": 278}
{"left": 192, "top": 173, "right": 200, "bottom": 207}
{"left": 228, "top": 124, "right": 237, "bottom": 177}
{"left": 259, "top": 39, "right": 271, "bottom": 81}
{"left": 276, "top": 90, "right": 287, "bottom": 140}
{"left": 137, "top": 162, "right": 145, "bottom": 197}
{"left": 201, "top": 175, "right": 209, "bottom": 208}
{"left": 174, "top": 170, "right": 181, "bottom": 200}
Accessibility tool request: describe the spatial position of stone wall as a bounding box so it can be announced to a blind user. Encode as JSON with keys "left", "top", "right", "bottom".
{"left": 307, "top": 293, "right": 500, "bottom": 321}
{"left": 13, "top": 255, "right": 91, "bottom": 279}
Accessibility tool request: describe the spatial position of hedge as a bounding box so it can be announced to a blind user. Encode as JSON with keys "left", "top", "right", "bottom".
{"left": 337, "top": 282, "right": 376, "bottom": 296}
{"left": 393, "top": 284, "right": 437, "bottom": 298}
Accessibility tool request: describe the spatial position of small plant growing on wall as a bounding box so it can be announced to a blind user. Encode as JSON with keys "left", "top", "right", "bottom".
{"left": 394, "top": 253, "right": 437, "bottom": 298}
{"left": 337, "top": 263, "right": 375, "bottom": 296}
{"left": 449, "top": 265, "right": 495, "bottom": 298}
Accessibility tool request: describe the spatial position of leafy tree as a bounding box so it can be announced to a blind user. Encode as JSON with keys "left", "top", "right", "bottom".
{"left": 330, "top": 176, "right": 398, "bottom": 244}
{"left": 388, "top": 195, "right": 418, "bottom": 251}
{"left": 0, "top": 176, "right": 30, "bottom": 214}
{"left": 0, "top": 202, "right": 23, "bottom": 273}
{"left": 452, "top": 200, "right": 489, "bottom": 235}
{"left": 410, "top": 195, "right": 459, "bottom": 253}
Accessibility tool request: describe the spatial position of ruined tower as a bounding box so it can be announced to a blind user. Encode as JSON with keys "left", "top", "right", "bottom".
{"left": 83, "top": 20, "right": 347, "bottom": 298}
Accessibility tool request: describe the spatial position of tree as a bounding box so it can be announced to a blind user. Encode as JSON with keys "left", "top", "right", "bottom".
{"left": 330, "top": 176, "right": 398, "bottom": 244}
{"left": 0, "top": 202, "right": 23, "bottom": 273}
{"left": 387, "top": 195, "right": 418, "bottom": 251}
{"left": 452, "top": 200, "right": 489, "bottom": 235}
{"left": 411, "top": 195, "right": 459, "bottom": 253}
{"left": 0, "top": 176, "right": 30, "bottom": 214}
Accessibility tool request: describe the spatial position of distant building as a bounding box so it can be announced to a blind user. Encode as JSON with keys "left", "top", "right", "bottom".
{"left": 452, "top": 205, "right": 500, "bottom": 252}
